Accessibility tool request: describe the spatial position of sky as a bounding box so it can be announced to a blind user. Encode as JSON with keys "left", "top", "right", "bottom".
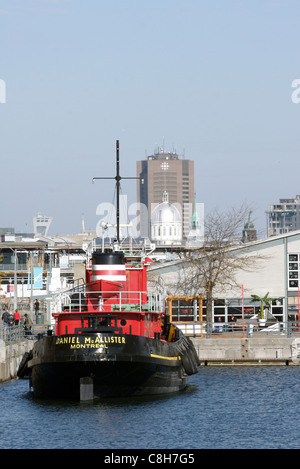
{"left": 1, "top": 0, "right": 300, "bottom": 238}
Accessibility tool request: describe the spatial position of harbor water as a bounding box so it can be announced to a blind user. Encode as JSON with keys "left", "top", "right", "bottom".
{"left": 1, "top": 366, "right": 299, "bottom": 449}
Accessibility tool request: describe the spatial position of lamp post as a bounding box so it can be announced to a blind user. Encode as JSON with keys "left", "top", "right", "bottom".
{"left": 13, "top": 251, "right": 17, "bottom": 312}
{"left": 7, "top": 248, "right": 21, "bottom": 313}
{"left": 7, "top": 248, "right": 29, "bottom": 314}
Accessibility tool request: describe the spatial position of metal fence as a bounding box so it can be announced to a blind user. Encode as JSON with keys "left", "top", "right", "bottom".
{"left": 0, "top": 300, "right": 47, "bottom": 313}
{"left": 176, "top": 321, "right": 300, "bottom": 338}
{"left": 2, "top": 320, "right": 300, "bottom": 346}
{"left": 0, "top": 323, "right": 53, "bottom": 344}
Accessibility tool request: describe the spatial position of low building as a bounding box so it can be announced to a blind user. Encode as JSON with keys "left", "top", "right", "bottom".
{"left": 147, "top": 230, "right": 300, "bottom": 324}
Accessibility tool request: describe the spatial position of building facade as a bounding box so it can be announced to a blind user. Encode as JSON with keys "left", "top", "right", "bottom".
{"left": 147, "top": 230, "right": 300, "bottom": 324}
{"left": 266, "top": 195, "right": 300, "bottom": 237}
{"left": 136, "top": 147, "right": 194, "bottom": 241}
{"left": 150, "top": 191, "right": 182, "bottom": 245}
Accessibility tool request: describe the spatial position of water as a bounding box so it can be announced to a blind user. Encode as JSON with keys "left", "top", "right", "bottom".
{"left": 0, "top": 366, "right": 299, "bottom": 449}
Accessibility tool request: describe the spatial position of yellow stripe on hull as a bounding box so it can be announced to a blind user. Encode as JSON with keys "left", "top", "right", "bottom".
{"left": 150, "top": 354, "right": 181, "bottom": 361}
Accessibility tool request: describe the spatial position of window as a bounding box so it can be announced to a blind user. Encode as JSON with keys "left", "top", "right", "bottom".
{"left": 171, "top": 299, "right": 195, "bottom": 322}
{"left": 288, "top": 253, "right": 300, "bottom": 289}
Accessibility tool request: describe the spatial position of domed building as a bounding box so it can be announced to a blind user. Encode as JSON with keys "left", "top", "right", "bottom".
{"left": 150, "top": 191, "right": 182, "bottom": 245}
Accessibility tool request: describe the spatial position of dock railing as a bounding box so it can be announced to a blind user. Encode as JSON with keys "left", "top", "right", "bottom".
{"left": 2, "top": 321, "right": 300, "bottom": 346}
{"left": 0, "top": 323, "right": 53, "bottom": 345}
{"left": 175, "top": 321, "right": 300, "bottom": 338}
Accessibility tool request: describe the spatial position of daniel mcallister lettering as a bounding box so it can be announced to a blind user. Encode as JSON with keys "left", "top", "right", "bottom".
{"left": 55, "top": 335, "right": 126, "bottom": 349}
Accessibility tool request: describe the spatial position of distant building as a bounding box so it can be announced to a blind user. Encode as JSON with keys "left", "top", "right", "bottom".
{"left": 150, "top": 191, "right": 182, "bottom": 246}
{"left": 137, "top": 147, "right": 194, "bottom": 241}
{"left": 242, "top": 211, "right": 257, "bottom": 243}
{"left": 33, "top": 214, "right": 53, "bottom": 237}
{"left": 0, "top": 227, "right": 15, "bottom": 242}
{"left": 186, "top": 199, "right": 204, "bottom": 247}
{"left": 266, "top": 196, "right": 300, "bottom": 237}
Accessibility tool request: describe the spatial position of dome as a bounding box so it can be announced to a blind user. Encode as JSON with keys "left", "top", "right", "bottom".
{"left": 151, "top": 191, "right": 181, "bottom": 224}
{"left": 151, "top": 203, "right": 181, "bottom": 224}
{"left": 150, "top": 191, "right": 182, "bottom": 245}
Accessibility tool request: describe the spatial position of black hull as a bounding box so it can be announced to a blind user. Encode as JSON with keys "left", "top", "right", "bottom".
{"left": 31, "top": 361, "right": 186, "bottom": 399}
{"left": 21, "top": 333, "right": 199, "bottom": 400}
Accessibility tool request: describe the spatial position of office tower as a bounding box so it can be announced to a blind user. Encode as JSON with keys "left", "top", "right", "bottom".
{"left": 136, "top": 147, "right": 194, "bottom": 241}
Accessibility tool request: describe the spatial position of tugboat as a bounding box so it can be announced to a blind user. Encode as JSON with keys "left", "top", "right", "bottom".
{"left": 18, "top": 141, "right": 199, "bottom": 400}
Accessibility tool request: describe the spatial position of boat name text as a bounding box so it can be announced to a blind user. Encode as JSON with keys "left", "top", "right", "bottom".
{"left": 55, "top": 335, "right": 126, "bottom": 349}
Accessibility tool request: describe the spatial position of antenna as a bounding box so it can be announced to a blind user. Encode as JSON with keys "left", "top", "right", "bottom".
{"left": 92, "top": 140, "right": 144, "bottom": 243}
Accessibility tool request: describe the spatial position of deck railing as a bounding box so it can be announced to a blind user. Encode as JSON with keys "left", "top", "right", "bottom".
{"left": 56, "top": 289, "right": 164, "bottom": 314}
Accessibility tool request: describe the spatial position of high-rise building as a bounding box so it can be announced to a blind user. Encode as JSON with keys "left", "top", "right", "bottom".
{"left": 266, "top": 195, "right": 300, "bottom": 236}
{"left": 136, "top": 147, "right": 194, "bottom": 241}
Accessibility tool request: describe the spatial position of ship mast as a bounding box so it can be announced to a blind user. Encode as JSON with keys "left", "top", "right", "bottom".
{"left": 93, "top": 140, "right": 143, "bottom": 243}
{"left": 116, "top": 139, "right": 121, "bottom": 243}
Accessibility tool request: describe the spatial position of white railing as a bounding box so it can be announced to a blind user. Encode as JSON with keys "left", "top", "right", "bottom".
{"left": 53, "top": 288, "right": 164, "bottom": 314}
{"left": 175, "top": 321, "right": 300, "bottom": 337}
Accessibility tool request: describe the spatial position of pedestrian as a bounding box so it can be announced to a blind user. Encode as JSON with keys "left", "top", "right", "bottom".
{"left": 34, "top": 299, "right": 40, "bottom": 314}
{"left": 23, "top": 313, "right": 32, "bottom": 336}
{"left": 7, "top": 311, "right": 14, "bottom": 327}
{"left": 2, "top": 310, "right": 10, "bottom": 328}
{"left": 2, "top": 310, "right": 14, "bottom": 342}
{"left": 14, "top": 309, "right": 21, "bottom": 325}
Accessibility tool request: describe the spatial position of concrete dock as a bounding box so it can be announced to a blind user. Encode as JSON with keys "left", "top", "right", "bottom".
{"left": 0, "top": 339, "right": 33, "bottom": 383}
{"left": 191, "top": 336, "right": 299, "bottom": 365}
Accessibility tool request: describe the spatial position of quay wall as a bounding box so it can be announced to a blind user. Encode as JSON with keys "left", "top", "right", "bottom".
{"left": 190, "top": 336, "right": 298, "bottom": 365}
{"left": 0, "top": 340, "right": 33, "bottom": 383}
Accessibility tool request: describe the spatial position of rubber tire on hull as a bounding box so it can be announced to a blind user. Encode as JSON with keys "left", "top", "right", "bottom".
{"left": 17, "top": 351, "right": 32, "bottom": 379}
{"left": 181, "top": 351, "right": 198, "bottom": 375}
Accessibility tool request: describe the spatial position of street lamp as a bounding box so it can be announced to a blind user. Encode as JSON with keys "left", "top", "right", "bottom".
{"left": 13, "top": 249, "right": 29, "bottom": 313}
{"left": 7, "top": 248, "right": 23, "bottom": 313}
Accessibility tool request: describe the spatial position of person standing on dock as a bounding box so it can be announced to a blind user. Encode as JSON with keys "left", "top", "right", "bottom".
{"left": 23, "top": 313, "right": 32, "bottom": 336}
{"left": 34, "top": 299, "right": 40, "bottom": 314}
{"left": 14, "top": 309, "right": 21, "bottom": 325}
{"left": 7, "top": 311, "right": 14, "bottom": 327}
{"left": 2, "top": 310, "right": 10, "bottom": 328}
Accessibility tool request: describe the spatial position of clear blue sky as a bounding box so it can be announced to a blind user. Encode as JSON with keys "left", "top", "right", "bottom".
{"left": 0, "top": 0, "right": 300, "bottom": 237}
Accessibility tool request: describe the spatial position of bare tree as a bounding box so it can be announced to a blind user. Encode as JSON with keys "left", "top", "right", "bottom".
{"left": 175, "top": 204, "right": 264, "bottom": 323}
